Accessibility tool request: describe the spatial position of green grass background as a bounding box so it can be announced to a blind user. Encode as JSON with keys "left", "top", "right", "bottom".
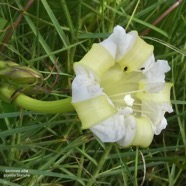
{"left": 0, "top": 0, "right": 186, "bottom": 185}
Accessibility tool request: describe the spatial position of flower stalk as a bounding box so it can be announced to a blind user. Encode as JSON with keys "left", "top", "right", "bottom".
{"left": 0, "top": 60, "right": 74, "bottom": 113}
{"left": 0, "top": 83, "right": 74, "bottom": 114}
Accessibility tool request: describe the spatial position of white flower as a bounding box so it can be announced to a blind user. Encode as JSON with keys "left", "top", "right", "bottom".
{"left": 72, "top": 25, "right": 173, "bottom": 147}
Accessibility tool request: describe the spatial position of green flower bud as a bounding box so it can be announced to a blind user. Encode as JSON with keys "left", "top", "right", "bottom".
{"left": 0, "top": 64, "right": 43, "bottom": 87}
{"left": 0, "top": 60, "right": 19, "bottom": 69}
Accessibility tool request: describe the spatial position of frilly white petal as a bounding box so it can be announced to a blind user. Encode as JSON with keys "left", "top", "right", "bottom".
{"left": 116, "top": 29, "right": 136, "bottom": 61}
{"left": 139, "top": 54, "right": 155, "bottom": 72}
{"left": 90, "top": 107, "right": 133, "bottom": 142}
{"left": 100, "top": 25, "right": 126, "bottom": 58}
{"left": 100, "top": 38, "right": 117, "bottom": 59}
{"left": 161, "top": 103, "right": 174, "bottom": 113}
{"left": 142, "top": 60, "right": 171, "bottom": 92}
{"left": 141, "top": 100, "right": 172, "bottom": 135}
{"left": 144, "top": 60, "right": 170, "bottom": 81}
{"left": 73, "top": 62, "right": 97, "bottom": 80}
{"left": 154, "top": 116, "right": 167, "bottom": 135}
{"left": 72, "top": 74, "right": 104, "bottom": 102}
{"left": 90, "top": 113, "right": 125, "bottom": 142}
{"left": 116, "top": 115, "right": 136, "bottom": 147}
{"left": 100, "top": 25, "right": 135, "bottom": 62}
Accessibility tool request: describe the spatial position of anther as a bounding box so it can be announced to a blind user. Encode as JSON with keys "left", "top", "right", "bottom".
{"left": 140, "top": 67, "right": 145, "bottom": 71}
{"left": 124, "top": 66, "right": 128, "bottom": 71}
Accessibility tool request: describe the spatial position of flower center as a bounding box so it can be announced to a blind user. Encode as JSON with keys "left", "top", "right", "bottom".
{"left": 100, "top": 64, "right": 145, "bottom": 116}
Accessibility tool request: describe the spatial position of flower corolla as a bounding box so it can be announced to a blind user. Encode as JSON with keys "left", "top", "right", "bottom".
{"left": 72, "top": 26, "right": 173, "bottom": 147}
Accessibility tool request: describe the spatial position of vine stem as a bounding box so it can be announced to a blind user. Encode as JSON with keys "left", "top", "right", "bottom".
{"left": 0, "top": 83, "right": 75, "bottom": 114}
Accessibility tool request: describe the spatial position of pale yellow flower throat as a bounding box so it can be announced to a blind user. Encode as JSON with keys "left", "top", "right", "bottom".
{"left": 100, "top": 64, "right": 146, "bottom": 116}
